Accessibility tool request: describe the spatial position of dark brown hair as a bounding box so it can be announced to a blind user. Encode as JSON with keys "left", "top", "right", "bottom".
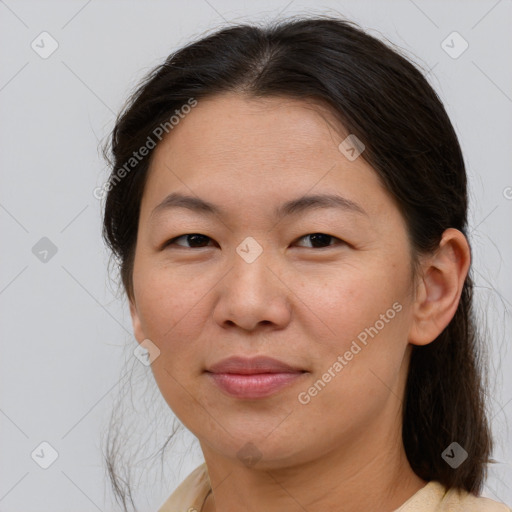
{"left": 101, "top": 15, "right": 494, "bottom": 511}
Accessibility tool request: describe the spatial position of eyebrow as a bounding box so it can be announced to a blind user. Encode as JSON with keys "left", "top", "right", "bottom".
{"left": 149, "top": 191, "right": 368, "bottom": 222}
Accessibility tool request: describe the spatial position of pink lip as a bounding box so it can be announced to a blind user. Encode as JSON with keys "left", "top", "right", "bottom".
{"left": 205, "top": 356, "right": 307, "bottom": 399}
{"left": 207, "top": 372, "right": 305, "bottom": 399}
{"left": 206, "top": 355, "right": 304, "bottom": 374}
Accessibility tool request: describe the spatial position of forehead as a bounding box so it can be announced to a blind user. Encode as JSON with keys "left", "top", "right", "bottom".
{"left": 152, "top": 93, "right": 347, "bottom": 162}
{"left": 141, "top": 93, "right": 391, "bottom": 221}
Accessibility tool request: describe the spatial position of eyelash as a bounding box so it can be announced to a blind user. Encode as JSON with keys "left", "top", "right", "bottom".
{"left": 163, "top": 233, "right": 346, "bottom": 250}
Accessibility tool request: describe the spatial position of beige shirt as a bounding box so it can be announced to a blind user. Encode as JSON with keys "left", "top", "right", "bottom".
{"left": 158, "top": 462, "right": 511, "bottom": 512}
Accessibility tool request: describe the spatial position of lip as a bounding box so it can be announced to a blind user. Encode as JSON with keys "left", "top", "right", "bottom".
{"left": 206, "top": 355, "right": 304, "bottom": 374}
{"left": 205, "top": 356, "right": 307, "bottom": 399}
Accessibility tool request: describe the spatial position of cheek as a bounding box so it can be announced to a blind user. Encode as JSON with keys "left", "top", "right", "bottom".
{"left": 132, "top": 265, "right": 218, "bottom": 397}
{"left": 300, "top": 264, "right": 411, "bottom": 398}
{"left": 307, "top": 272, "right": 410, "bottom": 397}
{"left": 134, "top": 263, "right": 210, "bottom": 339}
{"left": 303, "top": 265, "right": 406, "bottom": 344}
{"left": 134, "top": 266, "right": 213, "bottom": 416}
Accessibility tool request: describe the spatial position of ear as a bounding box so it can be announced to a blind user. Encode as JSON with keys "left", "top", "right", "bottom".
{"left": 409, "top": 228, "right": 470, "bottom": 346}
{"left": 129, "top": 297, "right": 146, "bottom": 344}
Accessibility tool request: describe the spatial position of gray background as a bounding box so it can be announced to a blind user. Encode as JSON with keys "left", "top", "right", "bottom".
{"left": 1, "top": 0, "right": 511, "bottom": 510}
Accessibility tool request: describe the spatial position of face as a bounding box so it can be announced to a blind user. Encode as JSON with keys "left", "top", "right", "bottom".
{"left": 129, "top": 93, "right": 417, "bottom": 468}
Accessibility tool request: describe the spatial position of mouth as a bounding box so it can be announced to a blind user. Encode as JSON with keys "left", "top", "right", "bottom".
{"left": 205, "top": 371, "right": 307, "bottom": 399}
{"left": 205, "top": 355, "right": 308, "bottom": 399}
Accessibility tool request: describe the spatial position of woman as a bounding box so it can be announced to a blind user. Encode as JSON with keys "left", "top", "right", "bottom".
{"left": 101, "top": 16, "right": 511, "bottom": 512}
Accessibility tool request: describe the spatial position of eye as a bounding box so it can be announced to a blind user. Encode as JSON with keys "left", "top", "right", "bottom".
{"left": 163, "top": 232, "right": 345, "bottom": 250}
{"left": 164, "top": 233, "right": 214, "bottom": 249}
{"left": 294, "top": 233, "right": 345, "bottom": 249}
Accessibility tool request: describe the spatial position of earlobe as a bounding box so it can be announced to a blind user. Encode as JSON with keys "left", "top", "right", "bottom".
{"left": 409, "top": 228, "right": 470, "bottom": 346}
{"left": 129, "top": 298, "right": 146, "bottom": 344}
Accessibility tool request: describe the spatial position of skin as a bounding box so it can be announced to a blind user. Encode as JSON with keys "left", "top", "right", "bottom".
{"left": 129, "top": 93, "right": 470, "bottom": 512}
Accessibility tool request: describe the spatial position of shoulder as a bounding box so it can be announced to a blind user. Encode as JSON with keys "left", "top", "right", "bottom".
{"left": 395, "top": 481, "right": 511, "bottom": 512}
{"left": 157, "top": 462, "right": 211, "bottom": 512}
{"left": 441, "top": 486, "right": 512, "bottom": 512}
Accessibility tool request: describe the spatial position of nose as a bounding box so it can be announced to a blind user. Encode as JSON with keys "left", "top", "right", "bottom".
{"left": 212, "top": 244, "right": 293, "bottom": 332}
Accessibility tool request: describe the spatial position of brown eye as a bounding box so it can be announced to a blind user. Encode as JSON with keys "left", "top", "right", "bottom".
{"left": 294, "top": 233, "right": 344, "bottom": 248}
{"left": 165, "top": 233, "right": 213, "bottom": 248}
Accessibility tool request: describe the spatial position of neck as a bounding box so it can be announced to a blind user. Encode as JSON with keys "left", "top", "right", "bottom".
{"left": 201, "top": 432, "right": 427, "bottom": 512}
